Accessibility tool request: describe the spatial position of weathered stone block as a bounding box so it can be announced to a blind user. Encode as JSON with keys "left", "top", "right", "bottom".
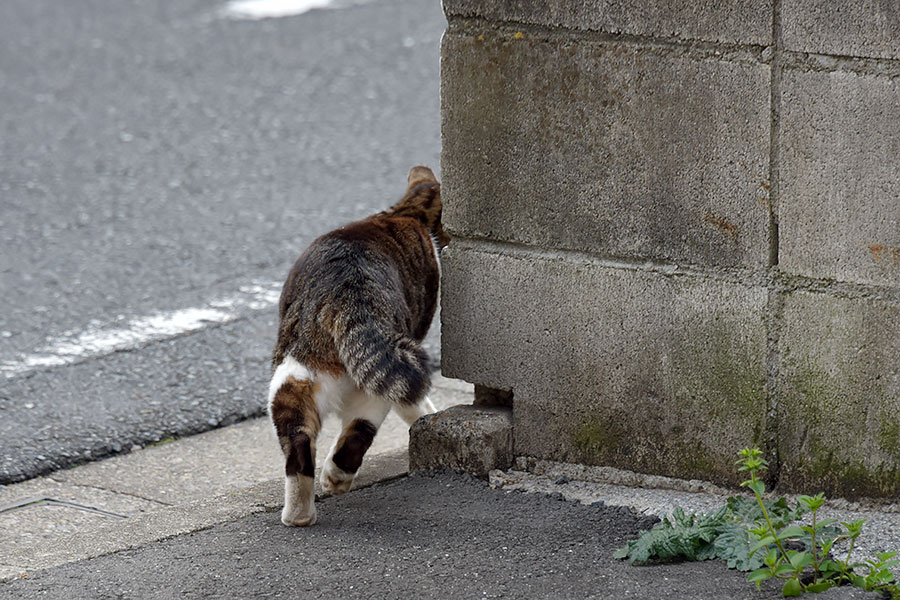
{"left": 783, "top": 0, "right": 900, "bottom": 60}
{"left": 779, "top": 69, "right": 900, "bottom": 287}
{"left": 441, "top": 28, "right": 772, "bottom": 268}
{"left": 441, "top": 243, "right": 769, "bottom": 486}
{"left": 777, "top": 291, "right": 900, "bottom": 498}
{"left": 409, "top": 405, "right": 513, "bottom": 478}
{"left": 443, "top": 0, "right": 772, "bottom": 46}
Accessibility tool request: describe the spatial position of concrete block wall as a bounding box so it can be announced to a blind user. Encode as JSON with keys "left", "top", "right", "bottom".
{"left": 440, "top": 1, "right": 900, "bottom": 497}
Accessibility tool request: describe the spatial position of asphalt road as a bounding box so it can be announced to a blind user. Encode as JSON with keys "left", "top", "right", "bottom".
{"left": 0, "top": 472, "right": 788, "bottom": 600}
{"left": 0, "top": 0, "right": 446, "bottom": 483}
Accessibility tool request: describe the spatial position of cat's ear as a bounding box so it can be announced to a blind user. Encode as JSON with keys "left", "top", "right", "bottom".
{"left": 407, "top": 165, "right": 438, "bottom": 189}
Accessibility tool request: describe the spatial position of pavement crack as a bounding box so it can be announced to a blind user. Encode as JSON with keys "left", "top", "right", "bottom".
{"left": 44, "top": 478, "right": 173, "bottom": 508}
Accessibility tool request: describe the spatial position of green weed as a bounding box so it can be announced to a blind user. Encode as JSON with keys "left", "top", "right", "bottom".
{"left": 615, "top": 447, "right": 900, "bottom": 597}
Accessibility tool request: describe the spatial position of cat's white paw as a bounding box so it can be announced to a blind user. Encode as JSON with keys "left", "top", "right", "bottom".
{"left": 321, "top": 461, "right": 354, "bottom": 495}
{"left": 281, "top": 503, "right": 316, "bottom": 527}
{"left": 282, "top": 474, "right": 316, "bottom": 526}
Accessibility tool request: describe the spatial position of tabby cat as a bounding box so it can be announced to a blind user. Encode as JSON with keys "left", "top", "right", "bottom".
{"left": 268, "top": 166, "right": 448, "bottom": 526}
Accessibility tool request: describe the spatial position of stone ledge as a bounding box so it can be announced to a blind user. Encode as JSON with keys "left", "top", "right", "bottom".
{"left": 409, "top": 405, "right": 513, "bottom": 478}
{"left": 442, "top": 0, "right": 772, "bottom": 47}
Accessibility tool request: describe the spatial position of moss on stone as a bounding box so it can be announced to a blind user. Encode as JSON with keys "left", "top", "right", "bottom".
{"left": 780, "top": 345, "right": 900, "bottom": 497}
{"left": 572, "top": 416, "right": 734, "bottom": 485}
{"left": 569, "top": 315, "right": 767, "bottom": 486}
{"left": 673, "top": 319, "right": 766, "bottom": 424}
{"left": 781, "top": 357, "right": 838, "bottom": 430}
{"left": 674, "top": 444, "right": 719, "bottom": 475}
{"left": 573, "top": 418, "right": 622, "bottom": 457}
{"left": 878, "top": 417, "right": 900, "bottom": 461}
{"left": 788, "top": 457, "right": 900, "bottom": 499}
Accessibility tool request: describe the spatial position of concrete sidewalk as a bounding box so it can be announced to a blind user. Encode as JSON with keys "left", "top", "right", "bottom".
{"left": 2, "top": 471, "right": 785, "bottom": 600}
{"left": 6, "top": 468, "right": 899, "bottom": 600}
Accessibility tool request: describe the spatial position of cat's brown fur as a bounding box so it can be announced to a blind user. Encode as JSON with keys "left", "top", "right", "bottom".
{"left": 268, "top": 166, "right": 445, "bottom": 526}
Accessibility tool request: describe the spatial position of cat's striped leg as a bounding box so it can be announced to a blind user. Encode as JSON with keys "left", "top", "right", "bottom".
{"left": 321, "top": 393, "right": 391, "bottom": 495}
{"left": 268, "top": 357, "right": 322, "bottom": 527}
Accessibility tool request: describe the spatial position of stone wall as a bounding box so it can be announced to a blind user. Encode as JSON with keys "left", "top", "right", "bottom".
{"left": 439, "top": 0, "right": 900, "bottom": 497}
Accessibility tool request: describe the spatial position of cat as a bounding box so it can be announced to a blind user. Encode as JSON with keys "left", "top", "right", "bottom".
{"left": 267, "top": 166, "right": 448, "bottom": 526}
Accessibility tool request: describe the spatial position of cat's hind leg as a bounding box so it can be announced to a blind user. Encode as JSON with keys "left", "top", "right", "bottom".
{"left": 392, "top": 395, "right": 437, "bottom": 426}
{"left": 269, "top": 357, "right": 322, "bottom": 527}
{"left": 321, "top": 391, "right": 391, "bottom": 495}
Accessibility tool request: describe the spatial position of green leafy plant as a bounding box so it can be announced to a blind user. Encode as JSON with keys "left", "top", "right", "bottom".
{"left": 849, "top": 552, "right": 900, "bottom": 592}
{"left": 614, "top": 495, "right": 805, "bottom": 572}
{"left": 715, "top": 495, "right": 806, "bottom": 571}
{"left": 739, "top": 448, "right": 845, "bottom": 596}
{"left": 615, "top": 447, "right": 900, "bottom": 597}
{"left": 613, "top": 505, "right": 726, "bottom": 564}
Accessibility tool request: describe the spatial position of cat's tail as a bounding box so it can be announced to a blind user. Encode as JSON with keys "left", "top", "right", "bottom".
{"left": 332, "top": 316, "right": 431, "bottom": 405}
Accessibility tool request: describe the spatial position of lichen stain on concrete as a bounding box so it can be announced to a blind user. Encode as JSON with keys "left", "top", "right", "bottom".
{"left": 703, "top": 213, "right": 739, "bottom": 237}
{"left": 867, "top": 244, "right": 900, "bottom": 263}
{"left": 756, "top": 180, "right": 772, "bottom": 210}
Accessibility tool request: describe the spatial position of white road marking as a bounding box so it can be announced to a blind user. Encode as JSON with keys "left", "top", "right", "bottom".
{"left": 0, "top": 282, "right": 282, "bottom": 380}
{"left": 221, "top": 0, "right": 369, "bottom": 20}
